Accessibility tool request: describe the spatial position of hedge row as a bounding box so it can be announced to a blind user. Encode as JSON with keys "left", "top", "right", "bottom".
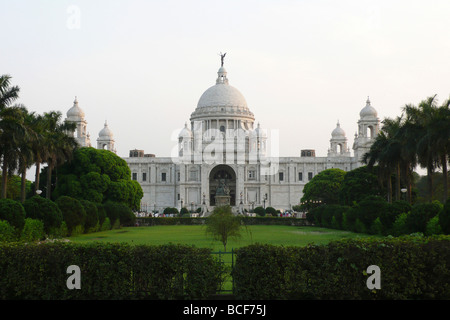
{"left": 0, "top": 242, "right": 226, "bottom": 300}
{"left": 136, "top": 216, "right": 309, "bottom": 226}
{"left": 232, "top": 236, "right": 450, "bottom": 300}
{"left": 307, "top": 197, "right": 449, "bottom": 236}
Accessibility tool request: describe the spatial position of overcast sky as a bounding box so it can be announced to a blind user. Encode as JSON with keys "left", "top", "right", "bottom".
{"left": 2, "top": 0, "right": 449, "bottom": 177}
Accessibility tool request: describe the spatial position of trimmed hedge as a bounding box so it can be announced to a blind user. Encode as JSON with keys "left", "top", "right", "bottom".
{"left": 136, "top": 216, "right": 309, "bottom": 226}
{"left": 0, "top": 242, "right": 226, "bottom": 300}
{"left": 232, "top": 236, "right": 450, "bottom": 300}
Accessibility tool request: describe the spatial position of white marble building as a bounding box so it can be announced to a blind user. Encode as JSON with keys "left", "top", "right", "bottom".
{"left": 123, "top": 62, "right": 381, "bottom": 214}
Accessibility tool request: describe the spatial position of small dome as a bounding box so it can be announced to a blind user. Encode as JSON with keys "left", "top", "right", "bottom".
{"left": 98, "top": 121, "right": 113, "bottom": 139}
{"left": 251, "top": 122, "right": 267, "bottom": 138}
{"left": 331, "top": 121, "right": 346, "bottom": 138}
{"left": 360, "top": 97, "right": 378, "bottom": 119}
{"left": 66, "top": 97, "right": 85, "bottom": 120}
{"left": 179, "top": 123, "right": 192, "bottom": 138}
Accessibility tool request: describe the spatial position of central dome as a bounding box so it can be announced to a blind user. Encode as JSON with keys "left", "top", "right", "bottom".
{"left": 197, "top": 83, "right": 248, "bottom": 109}
{"left": 190, "top": 66, "right": 254, "bottom": 122}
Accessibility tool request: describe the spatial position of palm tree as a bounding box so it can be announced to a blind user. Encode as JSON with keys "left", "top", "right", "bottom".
{"left": 0, "top": 75, "right": 22, "bottom": 198}
{"left": 414, "top": 95, "right": 442, "bottom": 202}
{"left": 42, "top": 111, "right": 78, "bottom": 199}
{"left": 363, "top": 116, "right": 404, "bottom": 203}
{"left": 16, "top": 107, "right": 40, "bottom": 202}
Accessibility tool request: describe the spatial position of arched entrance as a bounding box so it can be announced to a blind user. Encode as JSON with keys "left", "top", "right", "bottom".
{"left": 209, "top": 165, "right": 236, "bottom": 206}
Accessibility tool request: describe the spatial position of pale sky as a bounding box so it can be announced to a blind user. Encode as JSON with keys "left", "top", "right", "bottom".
{"left": 2, "top": 0, "right": 449, "bottom": 178}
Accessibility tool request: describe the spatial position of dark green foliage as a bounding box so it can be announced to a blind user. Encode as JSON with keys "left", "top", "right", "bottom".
{"left": 439, "top": 199, "right": 450, "bottom": 234}
{"left": 405, "top": 201, "right": 443, "bottom": 234}
{"left": 95, "top": 203, "right": 107, "bottom": 226}
{"left": 253, "top": 206, "right": 265, "bottom": 216}
{"left": 0, "top": 198, "right": 25, "bottom": 230}
{"left": 380, "top": 200, "right": 411, "bottom": 233}
{"left": 20, "top": 218, "right": 45, "bottom": 242}
{"left": 163, "top": 207, "right": 179, "bottom": 215}
{"left": 56, "top": 196, "right": 86, "bottom": 235}
{"left": 233, "top": 236, "right": 450, "bottom": 300}
{"left": 53, "top": 147, "right": 143, "bottom": 210}
{"left": 0, "top": 220, "right": 16, "bottom": 242}
{"left": 301, "top": 168, "right": 346, "bottom": 207}
{"left": 0, "top": 242, "right": 225, "bottom": 300}
{"left": 23, "top": 196, "right": 63, "bottom": 233}
{"left": 103, "top": 201, "right": 135, "bottom": 227}
{"left": 79, "top": 200, "right": 99, "bottom": 232}
{"left": 355, "top": 196, "right": 389, "bottom": 232}
{"left": 265, "top": 206, "right": 277, "bottom": 216}
{"left": 339, "top": 166, "right": 382, "bottom": 205}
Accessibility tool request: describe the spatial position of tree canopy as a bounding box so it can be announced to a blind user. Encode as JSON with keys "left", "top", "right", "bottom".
{"left": 301, "top": 168, "right": 346, "bottom": 209}
{"left": 53, "top": 147, "right": 143, "bottom": 210}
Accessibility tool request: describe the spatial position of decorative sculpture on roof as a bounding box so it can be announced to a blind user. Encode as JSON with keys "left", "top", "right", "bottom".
{"left": 220, "top": 52, "right": 226, "bottom": 67}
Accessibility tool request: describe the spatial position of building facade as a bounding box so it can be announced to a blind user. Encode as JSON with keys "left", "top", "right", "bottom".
{"left": 123, "top": 63, "right": 381, "bottom": 214}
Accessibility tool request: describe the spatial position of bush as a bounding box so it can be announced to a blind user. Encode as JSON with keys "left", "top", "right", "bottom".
{"left": 0, "top": 199, "right": 26, "bottom": 230}
{"left": 79, "top": 200, "right": 99, "bottom": 233}
{"left": 381, "top": 200, "right": 411, "bottom": 233}
{"left": 356, "top": 196, "right": 388, "bottom": 231}
{"left": 265, "top": 207, "right": 277, "bottom": 216}
{"left": 233, "top": 236, "right": 450, "bottom": 300}
{"left": 56, "top": 196, "right": 86, "bottom": 235}
{"left": 20, "top": 218, "right": 45, "bottom": 242}
{"left": 104, "top": 201, "right": 135, "bottom": 227}
{"left": 0, "top": 243, "right": 226, "bottom": 300}
{"left": 426, "top": 216, "right": 442, "bottom": 236}
{"left": 0, "top": 220, "right": 17, "bottom": 242}
{"left": 163, "top": 207, "right": 179, "bottom": 215}
{"left": 439, "top": 199, "right": 450, "bottom": 234}
{"left": 95, "top": 203, "right": 107, "bottom": 226}
{"left": 253, "top": 206, "right": 265, "bottom": 216}
{"left": 23, "top": 196, "right": 63, "bottom": 234}
{"left": 406, "top": 201, "right": 443, "bottom": 234}
{"left": 391, "top": 212, "right": 408, "bottom": 236}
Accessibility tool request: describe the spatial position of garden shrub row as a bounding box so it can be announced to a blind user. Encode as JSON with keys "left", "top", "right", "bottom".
{"left": 0, "top": 196, "right": 137, "bottom": 242}
{"left": 307, "top": 196, "right": 450, "bottom": 236}
{"left": 136, "top": 216, "right": 309, "bottom": 226}
{"left": 232, "top": 235, "right": 450, "bottom": 300}
{"left": 0, "top": 242, "right": 226, "bottom": 300}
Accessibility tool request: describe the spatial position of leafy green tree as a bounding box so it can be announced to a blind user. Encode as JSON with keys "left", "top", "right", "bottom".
{"left": 438, "top": 199, "right": 450, "bottom": 234}
{"left": 54, "top": 147, "right": 143, "bottom": 210}
{"left": 0, "top": 198, "right": 26, "bottom": 230}
{"left": 301, "top": 168, "right": 346, "bottom": 209}
{"left": 79, "top": 200, "right": 99, "bottom": 232}
{"left": 405, "top": 201, "right": 443, "bottom": 234}
{"left": 265, "top": 206, "right": 277, "bottom": 216}
{"left": 339, "top": 166, "right": 382, "bottom": 205}
{"left": 205, "top": 205, "right": 246, "bottom": 251}
{"left": 23, "top": 195, "right": 63, "bottom": 234}
{"left": 253, "top": 206, "right": 266, "bottom": 216}
{"left": 56, "top": 196, "right": 86, "bottom": 235}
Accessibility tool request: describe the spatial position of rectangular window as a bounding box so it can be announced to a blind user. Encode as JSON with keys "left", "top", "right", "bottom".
{"left": 308, "top": 172, "right": 313, "bottom": 181}
{"left": 142, "top": 172, "right": 147, "bottom": 181}
{"left": 298, "top": 172, "right": 303, "bottom": 181}
{"left": 279, "top": 172, "right": 284, "bottom": 181}
{"left": 132, "top": 173, "right": 137, "bottom": 181}
{"left": 177, "top": 172, "right": 180, "bottom": 181}
{"left": 248, "top": 170, "right": 256, "bottom": 180}
{"left": 189, "top": 171, "right": 197, "bottom": 181}
{"left": 161, "top": 172, "right": 166, "bottom": 182}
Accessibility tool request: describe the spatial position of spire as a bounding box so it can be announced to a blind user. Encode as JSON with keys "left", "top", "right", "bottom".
{"left": 366, "top": 96, "right": 371, "bottom": 105}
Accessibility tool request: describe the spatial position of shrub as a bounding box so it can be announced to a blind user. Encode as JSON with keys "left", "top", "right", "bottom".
{"left": 100, "top": 217, "right": 112, "bottom": 231}
{"left": 265, "top": 207, "right": 277, "bottom": 216}
{"left": 23, "top": 196, "right": 63, "bottom": 234}
{"left": 95, "top": 203, "right": 107, "bottom": 226}
{"left": 356, "top": 196, "right": 388, "bottom": 231}
{"left": 233, "top": 237, "right": 450, "bottom": 300}
{"left": 426, "top": 216, "right": 442, "bottom": 236}
{"left": 391, "top": 213, "right": 409, "bottom": 236}
{"left": 253, "top": 206, "right": 265, "bottom": 216}
{"left": 439, "top": 199, "right": 450, "bottom": 235}
{"left": 56, "top": 196, "right": 86, "bottom": 235}
{"left": 0, "top": 199, "right": 26, "bottom": 230}
{"left": 163, "top": 207, "right": 179, "bottom": 215}
{"left": 104, "top": 201, "right": 135, "bottom": 227}
{"left": 381, "top": 200, "right": 411, "bottom": 233}
{"left": 180, "top": 207, "right": 189, "bottom": 215}
{"left": 79, "top": 200, "right": 99, "bottom": 233}
{"left": 406, "top": 201, "right": 443, "bottom": 234}
{"left": 0, "top": 220, "right": 17, "bottom": 242}
{"left": 20, "top": 218, "right": 45, "bottom": 242}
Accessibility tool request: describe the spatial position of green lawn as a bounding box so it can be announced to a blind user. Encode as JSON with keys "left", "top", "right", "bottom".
{"left": 69, "top": 225, "right": 376, "bottom": 251}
